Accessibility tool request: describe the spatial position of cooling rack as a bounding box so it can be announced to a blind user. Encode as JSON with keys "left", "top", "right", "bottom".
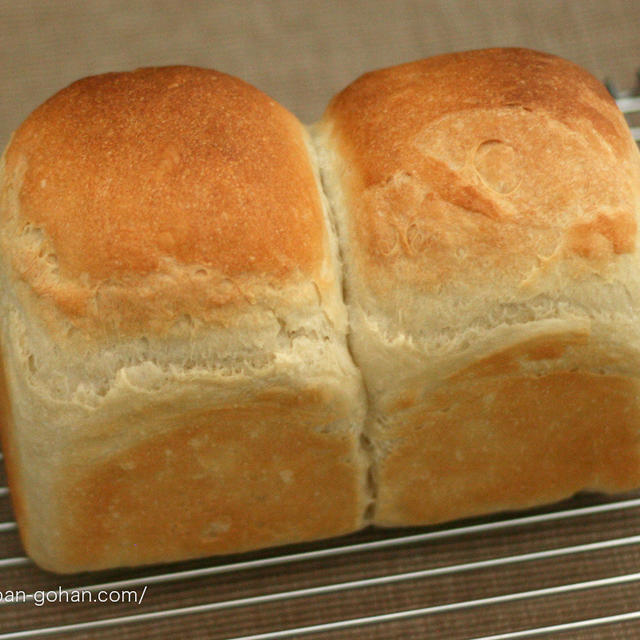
{"left": 1, "top": 94, "right": 640, "bottom": 640}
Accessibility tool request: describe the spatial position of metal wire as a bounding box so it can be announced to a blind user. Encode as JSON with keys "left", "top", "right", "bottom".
{"left": 0, "top": 525, "right": 638, "bottom": 607}
{"left": 468, "top": 611, "right": 640, "bottom": 640}
{"left": 1, "top": 571, "right": 639, "bottom": 640}
{"left": 1, "top": 494, "right": 639, "bottom": 637}
{"left": 0, "top": 496, "right": 639, "bottom": 587}
{"left": 615, "top": 95, "right": 640, "bottom": 112}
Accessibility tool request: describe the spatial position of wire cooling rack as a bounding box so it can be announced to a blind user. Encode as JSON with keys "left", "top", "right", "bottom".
{"left": 1, "top": 95, "right": 640, "bottom": 640}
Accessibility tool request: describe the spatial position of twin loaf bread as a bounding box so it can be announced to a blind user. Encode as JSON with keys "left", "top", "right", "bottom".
{"left": 1, "top": 49, "right": 639, "bottom": 573}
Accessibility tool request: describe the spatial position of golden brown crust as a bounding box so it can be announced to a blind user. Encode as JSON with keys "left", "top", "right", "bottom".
{"left": 374, "top": 335, "right": 640, "bottom": 525}
{"left": 326, "top": 48, "right": 633, "bottom": 184}
{"left": 322, "top": 48, "right": 640, "bottom": 299}
{"left": 43, "top": 389, "right": 367, "bottom": 572}
{"left": 2, "top": 66, "right": 326, "bottom": 332}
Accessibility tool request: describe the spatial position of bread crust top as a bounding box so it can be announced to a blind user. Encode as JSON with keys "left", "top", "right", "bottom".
{"left": 320, "top": 48, "right": 640, "bottom": 321}
{"left": 1, "top": 66, "right": 328, "bottom": 334}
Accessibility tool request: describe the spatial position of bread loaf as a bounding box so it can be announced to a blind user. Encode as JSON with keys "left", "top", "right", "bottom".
{"left": 1, "top": 49, "right": 639, "bottom": 573}
{"left": 0, "top": 66, "right": 369, "bottom": 572}
{"left": 314, "top": 48, "right": 640, "bottom": 526}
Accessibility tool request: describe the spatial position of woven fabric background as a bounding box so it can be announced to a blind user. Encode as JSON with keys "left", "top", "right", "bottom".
{"left": 1, "top": 2, "right": 640, "bottom": 639}
{"left": 2, "top": 0, "right": 640, "bottom": 144}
